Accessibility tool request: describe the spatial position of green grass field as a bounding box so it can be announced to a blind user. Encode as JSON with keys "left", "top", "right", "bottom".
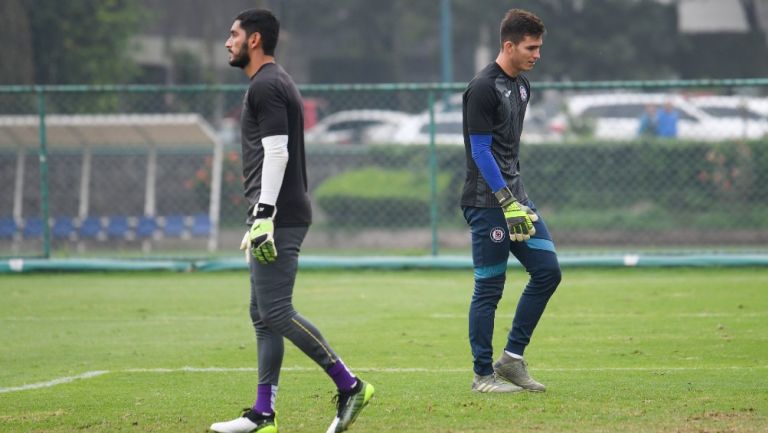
{"left": 1, "top": 268, "right": 766, "bottom": 432}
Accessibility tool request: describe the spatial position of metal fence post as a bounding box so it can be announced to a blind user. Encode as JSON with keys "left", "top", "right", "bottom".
{"left": 428, "top": 91, "right": 439, "bottom": 256}
{"left": 35, "top": 87, "right": 51, "bottom": 258}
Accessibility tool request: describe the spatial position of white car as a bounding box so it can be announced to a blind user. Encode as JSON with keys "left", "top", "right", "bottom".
{"left": 391, "top": 96, "right": 565, "bottom": 145}
{"left": 689, "top": 95, "right": 768, "bottom": 120}
{"left": 304, "top": 109, "right": 410, "bottom": 145}
{"left": 392, "top": 111, "right": 464, "bottom": 145}
{"left": 566, "top": 93, "right": 768, "bottom": 141}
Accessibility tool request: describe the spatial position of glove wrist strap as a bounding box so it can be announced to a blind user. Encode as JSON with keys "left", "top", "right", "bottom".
{"left": 254, "top": 203, "right": 276, "bottom": 219}
{"left": 494, "top": 186, "right": 516, "bottom": 207}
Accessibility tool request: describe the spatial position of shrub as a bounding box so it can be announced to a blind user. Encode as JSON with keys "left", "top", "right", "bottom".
{"left": 314, "top": 166, "right": 452, "bottom": 227}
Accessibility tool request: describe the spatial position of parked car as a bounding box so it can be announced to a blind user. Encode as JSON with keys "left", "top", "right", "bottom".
{"left": 304, "top": 109, "right": 410, "bottom": 145}
{"left": 522, "top": 106, "right": 567, "bottom": 143}
{"left": 431, "top": 92, "right": 463, "bottom": 113}
{"left": 391, "top": 93, "right": 565, "bottom": 145}
{"left": 565, "top": 93, "right": 768, "bottom": 141}
{"left": 689, "top": 95, "right": 768, "bottom": 120}
{"left": 392, "top": 111, "right": 463, "bottom": 145}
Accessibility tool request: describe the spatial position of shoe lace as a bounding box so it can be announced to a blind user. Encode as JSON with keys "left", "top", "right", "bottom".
{"left": 491, "top": 372, "right": 505, "bottom": 383}
{"left": 331, "top": 390, "right": 352, "bottom": 416}
{"left": 240, "top": 408, "right": 273, "bottom": 425}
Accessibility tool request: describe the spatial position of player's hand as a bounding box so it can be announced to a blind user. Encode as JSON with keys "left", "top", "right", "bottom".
{"left": 239, "top": 230, "right": 251, "bottom": 262}
{"left": 495, "top": 186, "right": 538, "bottom": 241}
{"left": 248, "top": 204, "right": 277, "bottom": 264}
{"left": 502, "top": 200, "right": 538, "bottom": 241}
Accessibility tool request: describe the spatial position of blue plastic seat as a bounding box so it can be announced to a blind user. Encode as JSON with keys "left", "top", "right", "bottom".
{"left": 190, "top": 214, "right": 212, "bottom": 237}
{"left": 23, "top": 217, "right": 45, "bottom": 239}
{"left": 163, "top": 215, "right": 185, "bottom": 238}
{"left": 0, "top": 216, "right": 17, "bottom": 239}
{"left": 106, "top": 216, "right": 130, "bottom": 239}
{"left": 135, "top": 216, "right": 158, "bottom": 239}
{"left": 52, "top": 217, "right": 75, "bottom": 240}
{"left": 78, "top": 216, "right": 102, "bottom": 239}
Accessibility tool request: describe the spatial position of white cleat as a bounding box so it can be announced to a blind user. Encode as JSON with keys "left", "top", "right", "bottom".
{"left": 209, "top": 409, "right": 277, "bottom": 433}
{"left": 471, "top": 373, "right": 524, "bottom": 393}
{"left": 493, "top": 353, "right": 547, "bottom": 392}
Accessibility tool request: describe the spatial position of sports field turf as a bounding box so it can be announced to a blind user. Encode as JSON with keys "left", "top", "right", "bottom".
{"left": 1, "top": 268, "right": 766, "bottom": 432}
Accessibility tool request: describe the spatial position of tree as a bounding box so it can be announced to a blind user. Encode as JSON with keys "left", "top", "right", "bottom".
{"left": 0, "top": 0, "right": 35, "bottom": 85}
{"left": 23, "top": 0, "right": 144, "bottom": 85}
{"left": 288, "top": 0, "right": 440, "bottom": 83}
{"left": 453, "top": 0, "right": 683, "bottom": 81}
{"left": 283, "top": 0, "right": 689, "bottom": 83}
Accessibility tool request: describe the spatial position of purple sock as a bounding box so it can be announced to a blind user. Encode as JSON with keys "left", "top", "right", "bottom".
{"left": 252, "top": 384, "right": 276, "bottom": 415}
{"left": 327, "top": 360, "right": 357, "bottom": 392}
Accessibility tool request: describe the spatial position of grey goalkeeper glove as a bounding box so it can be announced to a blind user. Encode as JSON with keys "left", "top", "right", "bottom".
{"left": 239, "top": 203, "right": 277, "bottom": 264}
{"left": 495, "top": 186, "right": 538, "bottom": 241}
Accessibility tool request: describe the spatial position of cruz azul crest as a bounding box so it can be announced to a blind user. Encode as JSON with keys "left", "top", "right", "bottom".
{"left": 490, "top": 227, "right": 506, "bottom": 243}
{"left": 519, "top": 84, "right": 528, "bottom": 102}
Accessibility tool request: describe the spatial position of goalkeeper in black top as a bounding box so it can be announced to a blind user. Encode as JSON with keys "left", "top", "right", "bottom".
{"left": 210, "top": 9, "right": 374, "bottom": 433}
{"left": 461, "top": 9, "right": 561, "bottom": 394}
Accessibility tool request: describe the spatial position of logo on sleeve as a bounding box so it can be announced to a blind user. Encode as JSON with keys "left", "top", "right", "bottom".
{"left": 519, "top": 85, "right": 528, "bottom": 102}
{"left": 490, "top": 227, "right": 506, "bottom": 243}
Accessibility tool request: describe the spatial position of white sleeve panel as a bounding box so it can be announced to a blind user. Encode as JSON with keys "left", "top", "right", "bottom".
{"left": 257, "top": 134, "right": 289, "bottom": 209}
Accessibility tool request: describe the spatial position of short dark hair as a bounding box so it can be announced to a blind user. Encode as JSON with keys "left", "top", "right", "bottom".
{"left": 499, "top": 9, "right": 545, "bottom": 46}
{"left": 235, "top": 9, "right": 279, "bottom": 56}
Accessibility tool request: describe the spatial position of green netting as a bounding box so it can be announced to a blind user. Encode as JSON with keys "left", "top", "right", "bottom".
{"left": 2, "top": 80, "right": 768, "bottom": 264}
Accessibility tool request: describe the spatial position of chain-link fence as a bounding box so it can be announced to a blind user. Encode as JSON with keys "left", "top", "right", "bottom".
{"left": 1, "top": 79, "right": 767, "bottom": 260}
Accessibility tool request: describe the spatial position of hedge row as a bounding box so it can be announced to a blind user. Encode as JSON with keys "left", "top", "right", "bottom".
{"left": 314, "top": 167, "right": 452, "bottom": 227}
{"left": 312, "top": 139, "right": 767, "bottom": 228}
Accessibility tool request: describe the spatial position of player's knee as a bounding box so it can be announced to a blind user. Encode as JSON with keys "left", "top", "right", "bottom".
{"left": 536, "top": 264, "right": 561, "bottom": 293}
{"left": 254, "top": 325, "right": 271, "bottom": 338}
{"left": 472, "top": 274, "right": 505, "bottom": 303}
{"left": 249, "top": 304, "right": 261, "bottom": 325}
{"left": 259, "top": 304, "right": 295, "bottom": 331}
{"left": 258, "top": 308, "right": 280, "bottom": 329}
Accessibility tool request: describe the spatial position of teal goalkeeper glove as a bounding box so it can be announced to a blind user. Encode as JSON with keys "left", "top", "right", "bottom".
{"left": 240, "top": 203, "right": 277, "bottom": 264}
{"left": 495, "top": 186, "right": 539, "bottom": 241}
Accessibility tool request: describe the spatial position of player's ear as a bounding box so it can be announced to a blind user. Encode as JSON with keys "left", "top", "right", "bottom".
{"left": 249, "top": 32, "right": 262, "bottom": 51}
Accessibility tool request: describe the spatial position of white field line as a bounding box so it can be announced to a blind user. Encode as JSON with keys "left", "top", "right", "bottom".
{"left": 430, "top": 312, "right": 767, "bottom": 319}
{"left": 2, "top": 365, "right": 767, "bottom": 395}
{"left": 0, "top": 370, "right": 109, "bottom": 394}
{"left": 0, "top": 316, "right": 235, "bottom": 322}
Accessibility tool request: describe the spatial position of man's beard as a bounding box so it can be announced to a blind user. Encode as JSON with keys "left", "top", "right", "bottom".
{"left": 229, "top": 41, "right": 250, "bottom": 68}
